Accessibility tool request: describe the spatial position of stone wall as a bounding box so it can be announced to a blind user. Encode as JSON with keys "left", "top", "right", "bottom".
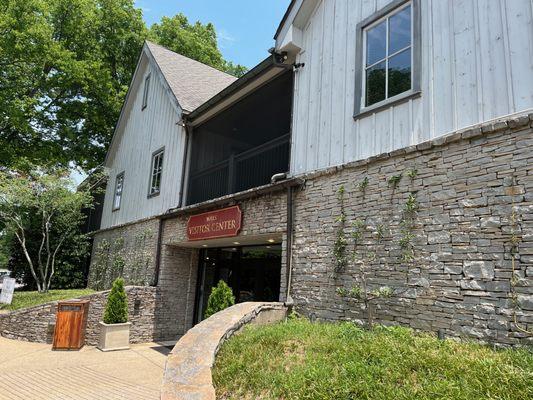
{"left": 290, "top": 113, "right": 533, "bottom": 346}
{"left": 0, "top": 286, "right": 159, "bottom": 345}
{"left": 88, "top": 218, "right": 160, "bottom": 290}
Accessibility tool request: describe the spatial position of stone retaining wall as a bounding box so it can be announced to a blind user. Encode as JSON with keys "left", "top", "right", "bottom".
{"left": 291, "top": 113, "right": 533, "bottom": 346}
{"left": 0, "top": 286, "right": 159, "bottom": 345}
{"left": 161, "top": 302, "right": 287, "bottom": 400}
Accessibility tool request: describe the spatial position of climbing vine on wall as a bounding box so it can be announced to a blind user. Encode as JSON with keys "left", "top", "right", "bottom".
{"left": 399, "top": 193, "right": 419, "bottom": 263}
{"left": 333, "top": 185, "right": 348, "bottom": 273}
{"left": 332, "top": 169, "right": 421, "bottom": 327}
{"left": 89, "top": 228, "right": 155, "bottom": 290}
{"left": 507, "top": 186, "right": 532, "bottom": 336}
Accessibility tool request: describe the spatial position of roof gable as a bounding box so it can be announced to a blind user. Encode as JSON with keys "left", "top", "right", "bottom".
{"left": 105, "top": 42, "right": 237, "bottom": 166}
{"left": 145, "top": 41, "right": 237, "bottom": 113}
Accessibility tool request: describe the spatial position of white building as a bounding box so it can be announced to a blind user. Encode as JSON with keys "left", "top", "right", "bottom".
{"left": 90, "top": 0, "right": 533, "bottom": 346}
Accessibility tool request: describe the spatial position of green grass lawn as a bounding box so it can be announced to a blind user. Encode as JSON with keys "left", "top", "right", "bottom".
{"left": 213, "top": 318, "right": 533, "bottom": 400}
{"left": 0, "top": 289, "right": 95, "bottom": 311}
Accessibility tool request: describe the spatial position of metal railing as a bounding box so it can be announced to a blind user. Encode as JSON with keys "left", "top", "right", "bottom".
{"left": 187, "top": 134, "right": 290, "bottom": 205}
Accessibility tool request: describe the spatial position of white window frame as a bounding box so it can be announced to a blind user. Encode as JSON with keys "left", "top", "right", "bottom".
{"left": 112, "top": 172, "right": 125, "bottom": 211}
{"left": 142, "top": 73, "right": 151, "bottom": 110}
{"left": 148, "top": 147, "right": 165, "bottom": 198}
{"left": 354, "top": 0, "right": 421, "bottom": 119}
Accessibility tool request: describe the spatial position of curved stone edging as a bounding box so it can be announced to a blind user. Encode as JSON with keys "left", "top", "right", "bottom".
{"left": 161, "top": 302, "right": 287, "bottom": 400}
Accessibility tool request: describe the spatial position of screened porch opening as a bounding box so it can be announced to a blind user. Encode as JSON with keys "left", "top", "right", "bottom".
{"left": 186, "top": 70, "right": 293, "bottom": 206}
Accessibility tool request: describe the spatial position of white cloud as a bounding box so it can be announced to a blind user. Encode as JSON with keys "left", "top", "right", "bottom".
{"left": 218, "top": 28, "right": 237, "bottom": 49}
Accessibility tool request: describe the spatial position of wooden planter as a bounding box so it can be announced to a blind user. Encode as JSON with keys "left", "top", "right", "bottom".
{"left": 97, "top": 321, "right": 131, "bottom": 352}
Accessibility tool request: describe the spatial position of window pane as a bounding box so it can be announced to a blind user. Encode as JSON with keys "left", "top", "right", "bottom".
{"left": 142, "top": 76, "right": 150, "bottom": 108}
{"left": 389, "top": 5, "right": 411, "bottom": 55}
{"left": 366, "top": 21, "right": 386, "bottom": 66}
{"left": 365, "top": 61, "right": 386, "bottom": 106}
{"left": 388, "top": 48, "right": 411, "bottom": 97}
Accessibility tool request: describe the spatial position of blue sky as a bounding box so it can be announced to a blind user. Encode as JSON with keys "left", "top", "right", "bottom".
{"left": 135, "top": 0, "right": 291, "bottom": 69}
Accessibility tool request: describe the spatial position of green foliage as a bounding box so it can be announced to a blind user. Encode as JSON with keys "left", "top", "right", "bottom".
{"left": 399, "top": 192, "right": 418, "bottom": 263}
{"left": 375, "top": 224, "right": 386, "bottom": 240}
{"left": 333, "top": 185, "right": 348, "bottom": 273}
{"left": 404, "top": 192, "right": 419, "bottom": 213}
{"left": 387, "top": 173, "right": 402, "bottom": 188}
{"left": 0, "top": 0, "right": 246, "bottom": 171}
{"left": 204, "top": 280, "right": 235, "bottom": 319}
{"left": 406, "top": 168, "right": 418, "bottom": 180}
{"left": 350, "top": 219, "right": 365, "bottom": 243}
{"left": 214, "top": 319, "right": 533, "bottom": 400}
{"left": 335, "top": 287, "right": 348, "bottom": 297}
{"left": 399, "top": 222, "right": 415, "bottom": 263}
{"left": 0, "top": 168, "right": 93, "bottom": 292}
{"left": 89, "top": 229, "right": 154, "bottom": 291}
{"left": 0, "top": 0, "right": 147, "bottom": 170}
{"left": 103, "top": 278, "right": 128, "bottom": 324}
{"left": 148, "top": 13, "right": 247, "bottom": 77}
{"left": 371, "top": 286, "right": 394, "bottom": 298}
{"left": 357, "top": 176, "right": 369, "bottom": 193}
{"left": 0, "top": 289, "right": 94, "bottom": 311}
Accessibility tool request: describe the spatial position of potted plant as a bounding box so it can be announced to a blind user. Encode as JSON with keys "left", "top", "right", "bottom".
{"left": 98, "top": 278, "right": 130, "bottom": 351}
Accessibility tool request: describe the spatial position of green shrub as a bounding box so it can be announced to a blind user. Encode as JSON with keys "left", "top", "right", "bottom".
{"left": 103, "top": 278, "right": 128, "bottom": 324}
{"left": 204, "top": 280, "right": 235, "bottom": 319}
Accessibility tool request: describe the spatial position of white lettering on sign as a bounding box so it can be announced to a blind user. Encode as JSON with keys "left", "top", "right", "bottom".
{"left": 0, "top": 277, "right": 15, "bottom": 305}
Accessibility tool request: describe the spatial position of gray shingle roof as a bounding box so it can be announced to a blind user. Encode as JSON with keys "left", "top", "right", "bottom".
{"left": 146, "top": 41, "right": 237, "bottom": 113}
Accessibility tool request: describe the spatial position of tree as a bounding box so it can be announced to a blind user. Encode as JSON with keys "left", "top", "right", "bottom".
{"left": 0, "top": 169, "right": 94, "bottom": 292}
{"left": 103, "top": 278, "right": 128, "bottom": 324}
{"left": 1, "top": 1, "right": 246, "bottom": 172}
{"left": 204, "top": 280, "right": 235, "bottom": 319}
{"left": 0, "top": 0, "right": 146, "bottom": 171}
{"left": 149, "top": 14, "right": 247, "bottom": 77}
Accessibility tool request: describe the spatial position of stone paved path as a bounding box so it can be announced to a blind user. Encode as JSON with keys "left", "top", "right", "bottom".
{"left": 0, "top": 336, "right": 171, "bottom": 399}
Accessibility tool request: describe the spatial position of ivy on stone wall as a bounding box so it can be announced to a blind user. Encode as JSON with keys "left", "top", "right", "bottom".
{"left": 333, "top": 172, "right": 421, "bottom": 327}
{"left": 89, "top": 228, "right": 155, "bottom": 290}
{"left": 333, "top": 185, "right": 348, "bottom": 273}
{"left": 506, "top": 179, "right": 532, "bottom": 336}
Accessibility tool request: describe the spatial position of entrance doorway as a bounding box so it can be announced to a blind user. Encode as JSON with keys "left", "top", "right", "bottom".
{"left": 194, "top": 244, "right": 281, "bottom": 323}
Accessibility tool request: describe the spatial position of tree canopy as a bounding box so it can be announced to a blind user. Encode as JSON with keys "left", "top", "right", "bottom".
{"left": 0, "top": 168, "right": 94, "bottom": 292}
{"left": 0, "top": 0, "right": 247, "bottom": 171}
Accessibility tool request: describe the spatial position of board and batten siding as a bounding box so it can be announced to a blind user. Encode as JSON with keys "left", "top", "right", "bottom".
{"left": 100, "top": 60, "right": 186, "bottom": 229}
{"left": 290, "top": 0, "right": 533, "bottom": 175}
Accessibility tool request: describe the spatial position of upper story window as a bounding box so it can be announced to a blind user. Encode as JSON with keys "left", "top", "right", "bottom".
{"left": 142, "top": 74, "right": 151, "bottom": 110}
{"left": 113, "top": 172, "right": 124, "bottom": 211}
{"left": 148, "top": 148, "right": 164, "bottom": 197}
{"left": 355, "top": 0, "right": 420, "bottom": 118}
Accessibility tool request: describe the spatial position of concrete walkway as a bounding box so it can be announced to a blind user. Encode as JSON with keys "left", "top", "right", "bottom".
{"left": 0, "top": 336, "right": 171, "bottom": 400}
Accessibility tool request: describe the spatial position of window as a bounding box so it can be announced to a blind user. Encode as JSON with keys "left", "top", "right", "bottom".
{"left": 148, "top": 148, "right": 164, "bottom": 197}
{"left": 354, "top": 0, "right": 420, "bottom": 117}
{"left": 142, "top": 74, "right": 150, "bottom": 110}
{"left": 113, "top": 172, "right": 124, "bottom": 211}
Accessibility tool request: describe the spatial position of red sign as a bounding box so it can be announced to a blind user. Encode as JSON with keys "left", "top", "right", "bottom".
{"left": 187, "top": 206, "right": 242, "bottom": 241}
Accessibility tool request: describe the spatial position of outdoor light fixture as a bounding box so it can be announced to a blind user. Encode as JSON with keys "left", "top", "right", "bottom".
{"left": 202, "top": 244, "right": 208, "bottom": 247}
{"left": 267, "top": 239, "right": 275, "bottom": 243}
{"left": 233, "top": 241, "right": 240, "bottom": 245}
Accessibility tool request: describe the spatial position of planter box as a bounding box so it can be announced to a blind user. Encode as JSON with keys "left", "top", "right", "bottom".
{"left": 98, "top": 321, "right": 131, "bottom": 352}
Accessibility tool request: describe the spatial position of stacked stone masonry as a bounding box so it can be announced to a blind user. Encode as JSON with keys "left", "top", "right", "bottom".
{"left": 290, "top": 113, "right": 533, "bottom": 346}
{"left": 89, "top": 218, "right": 160, "bottom": 290}
{"left": 0, "top": 286, "right": 160, "bottom": 345}
{"left": 86, "top": 113, "right": 533, "bottom": 347}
